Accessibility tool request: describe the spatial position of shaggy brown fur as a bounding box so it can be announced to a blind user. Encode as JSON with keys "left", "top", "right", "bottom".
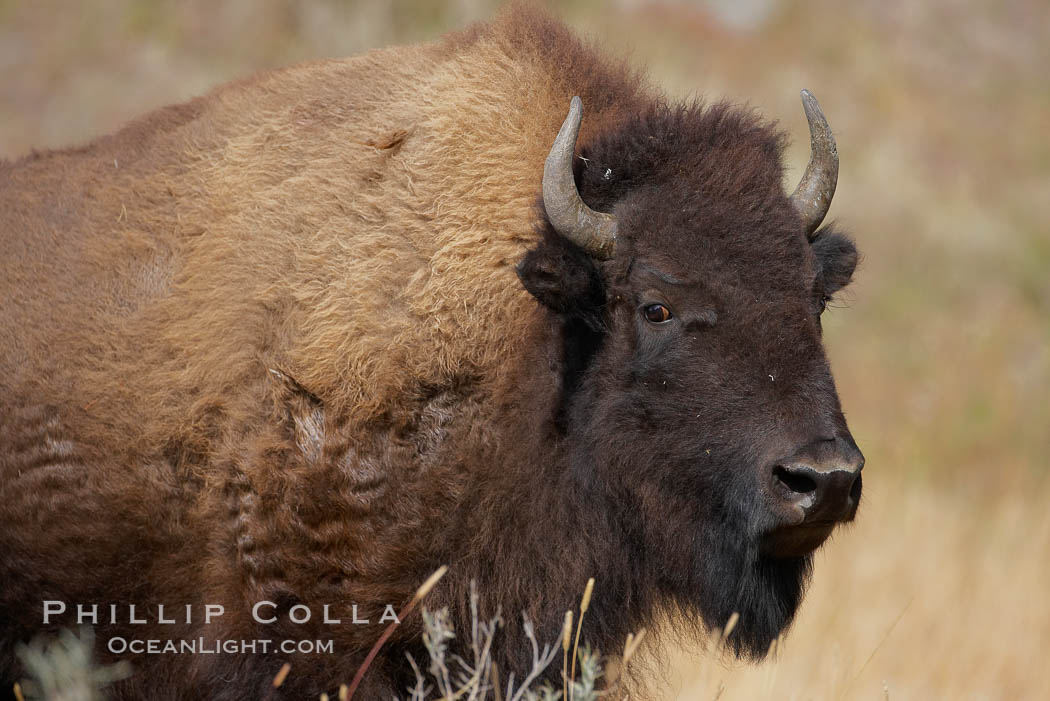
{"left": 0, "top": 4, "right": 862, "bottom": 698}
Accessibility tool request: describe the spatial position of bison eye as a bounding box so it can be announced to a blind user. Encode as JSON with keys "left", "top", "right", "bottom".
{"left": 643, "top": 303, "right": 673, "bottom": 324}
{"left": 818, "top": 296, "right": 829, "bottom": 314}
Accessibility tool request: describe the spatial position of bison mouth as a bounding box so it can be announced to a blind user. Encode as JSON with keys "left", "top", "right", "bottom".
{"left": 760, "top": 520, "right": 836, "bottom": 559}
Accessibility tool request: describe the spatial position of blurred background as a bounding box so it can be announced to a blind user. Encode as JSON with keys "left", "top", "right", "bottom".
{"left": 2, "top": 0, "right": 1047, "bottom": 698}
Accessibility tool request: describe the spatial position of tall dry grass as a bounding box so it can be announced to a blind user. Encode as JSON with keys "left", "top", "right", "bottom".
{"left": 2, "top": 1, "right": 1046, "bottom": 698}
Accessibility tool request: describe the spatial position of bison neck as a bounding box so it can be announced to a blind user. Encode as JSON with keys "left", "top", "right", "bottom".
{"left": 432, "top": 314, "right": 652, "bottom": 680}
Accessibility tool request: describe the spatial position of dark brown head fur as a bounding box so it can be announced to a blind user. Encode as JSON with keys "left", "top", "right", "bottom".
{"left": 517, "top": 99, "right": 861, "bottom": 659}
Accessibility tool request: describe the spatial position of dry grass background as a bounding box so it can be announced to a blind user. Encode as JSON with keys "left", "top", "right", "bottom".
{"left": 2, "top": 1, "right": 1047, "bottom": 699}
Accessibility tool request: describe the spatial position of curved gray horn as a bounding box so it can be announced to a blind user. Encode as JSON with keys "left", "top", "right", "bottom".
{"left": 789, "top": 90, "right": 839, "bottom": 238}
{"left": 542, "top": 96, "right": 618, "bottom": 259}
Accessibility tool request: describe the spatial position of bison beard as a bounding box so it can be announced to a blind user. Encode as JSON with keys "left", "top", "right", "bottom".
{"left": 690, "top": 501, "right": 813, "bottom": 656}
{"left": 0, "top": 3, "right": 863, "bottom": 698}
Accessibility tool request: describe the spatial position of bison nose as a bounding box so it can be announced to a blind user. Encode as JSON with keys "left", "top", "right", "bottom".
{"left": 772, "top": 461, "right": 862, "bottom": 522}
{"left": 763, "top": 437, "right": 864, "bottom": 557}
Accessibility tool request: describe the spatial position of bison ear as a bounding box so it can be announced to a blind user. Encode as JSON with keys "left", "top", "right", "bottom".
{"left": 810, "top": 225, "right": 858, "bottom": 296}
{"left": 517, "top": 230, "right": 606, "bottom": 327}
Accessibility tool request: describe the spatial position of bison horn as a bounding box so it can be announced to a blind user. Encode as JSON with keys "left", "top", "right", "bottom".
{"left": 789, "top": 89, "right": 839, "bottom": 239}
{"left": 543, "top": 96, "right": 618, "bottom": 260}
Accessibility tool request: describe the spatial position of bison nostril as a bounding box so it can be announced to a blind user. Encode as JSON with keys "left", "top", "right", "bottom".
{"left": 772, "top": 465, "right": 817, "bottom": 496}
{"left": 849, "top": 472, "right": 863, "bottom": 502}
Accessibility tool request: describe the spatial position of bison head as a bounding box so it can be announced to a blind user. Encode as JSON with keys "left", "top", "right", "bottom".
{"left": 518, "top": 93, "right": 863, "bottom": 654}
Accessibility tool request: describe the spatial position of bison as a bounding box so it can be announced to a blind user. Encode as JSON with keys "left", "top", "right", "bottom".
{"left": 0, "top": 4, "right": 864, "bottom": 698}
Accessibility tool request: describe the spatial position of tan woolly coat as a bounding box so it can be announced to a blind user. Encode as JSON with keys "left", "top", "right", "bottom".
{"left": 1, "top": 5, "right": 648, "bottom": 695}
